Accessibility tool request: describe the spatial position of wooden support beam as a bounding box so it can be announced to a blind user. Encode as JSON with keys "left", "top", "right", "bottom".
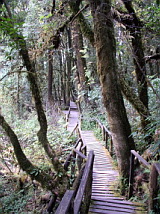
{"left": 55, "top": 190, "right": 75, "bottom": 214}
{"left": 128, "top": 152, "right": 135, "bottom": 198}
{"left": 73, "top": 148, "right": 87, "bottom": 159}
{"left": 131, "top": 150, "right": 150, "bottom": 168}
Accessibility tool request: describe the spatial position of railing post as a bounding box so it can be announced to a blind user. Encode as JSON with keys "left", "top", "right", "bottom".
{"left": 77, "top": 141, "right": 82, "bottom": 172}
{"left": 71, "top": 150, "right": 76, "bottom": 182}
{"left": 84, "top": 145, "right": 87, "bottom": 157}
{"left": 105, "top": 132, "right": 108, "bottom": 149}
{"left": 128, "top": 151, "right": 135, "bottom": 199}
{"left": 102, "top": 125, "right": 105, "bottom": 141}
{"left": 110, "top": 138, "right": 113, "bottom": 156}
{"left": 149, "top": 163, "right": 160, "bottom": 213}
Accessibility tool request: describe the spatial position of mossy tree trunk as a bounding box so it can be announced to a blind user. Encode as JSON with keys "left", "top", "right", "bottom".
{"left": 117, "top": 1, "right": 149, "bottom": 133}
{"left": 72, "top": 20, "right": 88, "bottom": 102}
{"left": 88, "top": 0, "right": 135, "bottom": 182}
{"left": 68, "top": 0, "right": 94, "bottom": 46}
{"left": 0, "top": 113, "right": 68, "bottom": 195}
{"left": 19, "top": 46, "right": 64, "bottom": 173}
{"left": 48, "top": 50, "right": 54, "bottom": 105}
{"left": 0, "top": 3, "right": 67, "bottom": 190}
{"left": 65, "top": 28, "right": 72, "bottom": 108}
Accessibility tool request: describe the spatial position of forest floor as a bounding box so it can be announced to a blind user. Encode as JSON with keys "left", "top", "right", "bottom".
{"left": 0, "top": 163, "right": 59, "bottom": 213}
{"left": 0, "top": 112, "right": 76, "bottom": 213}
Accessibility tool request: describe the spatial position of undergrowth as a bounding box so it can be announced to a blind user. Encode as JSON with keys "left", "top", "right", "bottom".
{"left": 0, "top": 110, "right": 76, "bottom": 213}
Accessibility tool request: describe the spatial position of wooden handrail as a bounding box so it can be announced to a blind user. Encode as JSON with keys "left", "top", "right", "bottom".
{"left": 68, "top": 123, "right": 79, "bottom": 138}
{"left": 128, "top": 150, "right": 160, "bottom": 213}
{"left": 66, "top": 107, "right": 71, "bottom": 123}
{"left": 131, "top": 150, "right": 150, "bottom": 168}
{"left": 95, "top": 118, "right": 112, "bottom": 136}
{"left": 54, "top": 190, "right": 75, "bottom": 214}
{"left": 55, "top": 150, "right": 94, "bottom": 214}
{"left": 74, "top": 150, "right": 94, "bottom": 214}
{"left": 64, "top": 138, "right": 86, "bottom": 173}
{"left": 73, "top": 149, "right": 87, "bottom": 159}
{"left": 128, "top": 150, "right": 150, "bottom": 198}
{"left": 92, "top": 118, "right": 113, "bottom": 156}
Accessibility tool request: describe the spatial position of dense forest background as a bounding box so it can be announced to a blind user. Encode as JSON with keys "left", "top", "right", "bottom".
{"left": 0, "top": 0, "right": 159, "bottom": 213}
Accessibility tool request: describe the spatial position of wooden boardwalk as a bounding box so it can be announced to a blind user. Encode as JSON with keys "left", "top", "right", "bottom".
{"left": 81, "top": 131, "right": 147, "bottom": 214}
{"left": 66, "top": 102, "right": 147, "bottom": 214}
{"left": 63, "top": 101, "right": 79, "bottom": 132}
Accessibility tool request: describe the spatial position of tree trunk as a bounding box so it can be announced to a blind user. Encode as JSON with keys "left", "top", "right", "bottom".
{"left": 17, "top": 72, "right": 21, "bottom": 118}
{"left": 48, "top": 51, "right": 54, "bottom": 104}
{"left": 19, "top": 46, "right": 64, "bottom": 172}
{"left": 66, "top": 28, "right": 72, "bottom": 108}
{"left": 119, "top": 76, "right": 150, "bottom": 121}
{"left": 72, "top": 20, "right": 88, "bottom": 102}
{"left": 121, "top": 0, "right": 149, "bottom": 126}
{"left": 0, "top": 113, "right": 67, "bottom": 194}
{"left": 88, "top": 0, "right": 135, "bottom": 181}
{"left": 68, "top": 0, "right": 94, "bottom": 46}
{"left": 113, "top": 2, "right": 151, "bottom": 142}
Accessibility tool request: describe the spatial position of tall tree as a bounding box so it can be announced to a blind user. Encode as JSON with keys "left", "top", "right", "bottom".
{"left": 72, "top": 20, "right": 88, "bottom": 102}
{"left": 48, "top": 50, "right": 54, "bottom": 105}
{"left": 113, "top": 1, "right": 149, "bottom": 133}
{"left": 0, "top": 0, "right": 68, "bottom": 196}
{"left": 87, "top": 0, "right": 135, "bottom": 183}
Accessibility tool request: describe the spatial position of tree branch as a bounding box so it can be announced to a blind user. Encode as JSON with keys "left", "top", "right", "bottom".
{"left": 146, "top": 54, "right": 160, "bottom": 63}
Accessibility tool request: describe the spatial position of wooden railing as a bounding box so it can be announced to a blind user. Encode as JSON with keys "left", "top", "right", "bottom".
{"left": 68, "top": 123, "right": 81, "bottom": 139}
{"left": 128, "top": 150, "right": 160, "bottom": 213}
{"left": 128, "top": 150, "right": 150, "bottom": 198}
{"left": 94, "top": 119, "right": 113, "bottom": 156}
{"left": 55, "top": 150, "right": 94, "bottom": 214}
{"left": 64, "top": 138, "right": 87, "bottom": 175}
{"left": 66, "top": 106, "right": 71, "bottom": 124}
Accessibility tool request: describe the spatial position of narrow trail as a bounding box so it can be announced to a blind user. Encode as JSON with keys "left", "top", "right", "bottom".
{"left": 67, "top": 102, "right": 79, "bottom": 132}
{"left": 65, "top": 102, "right": 147, "bottom": 214}
{"left": 81, "top": 131, "right": 147, "bottom": 214}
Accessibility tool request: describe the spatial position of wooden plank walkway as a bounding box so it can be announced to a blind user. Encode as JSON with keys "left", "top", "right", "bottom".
{"left": 66, "top": 102, "right": 147, "bottom": 214}
{"left": 65, "top": 101, "right": 79, "bottom": 132}
{"left": 81, "top": 131, "right": 147, "bottom": 214}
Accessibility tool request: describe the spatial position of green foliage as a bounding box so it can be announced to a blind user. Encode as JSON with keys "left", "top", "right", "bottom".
{"left": 93, "top": 126, "right": 102, "bottom": 141}
{"left": 0, "top": 190, "right": 30, "bottom": 213}
{"left": 0, "top": 174, "right": 32, "bottom": 214}
{"left": 142, "top": 3, "right": 160, "bottom": 35}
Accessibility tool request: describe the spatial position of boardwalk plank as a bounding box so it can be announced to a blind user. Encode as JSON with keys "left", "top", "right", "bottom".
{"left": 66, "top": 105, "right": 147, "bottom": 214}
{"left": 92, "top": 200, "right": 143, "bottom": 210}
{"left": 81, "top": 130, "right": 147, "bottom": 214}
{"left": 90, "top": 204, "right": 136, "bottom": 213}
{"left": 89, "top": 208, "right": 133, "bottom": 214}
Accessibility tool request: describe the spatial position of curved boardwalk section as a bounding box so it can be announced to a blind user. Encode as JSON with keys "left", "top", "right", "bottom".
{"left": 66, "top": 102, "right": 147, "bottom": 214}
{"left": 81, "top": 131, "right": 147, "bottom": 214}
